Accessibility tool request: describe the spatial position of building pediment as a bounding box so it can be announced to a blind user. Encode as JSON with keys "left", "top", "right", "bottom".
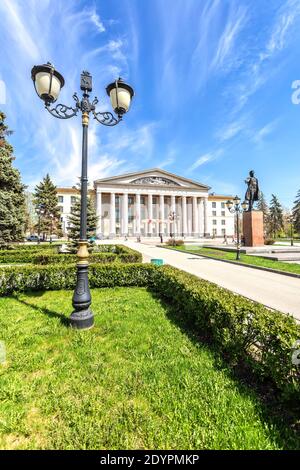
{"left": 94, "top": 168, "right": 210, "bottom": 191}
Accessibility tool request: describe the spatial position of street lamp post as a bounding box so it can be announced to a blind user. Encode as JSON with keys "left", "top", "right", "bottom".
{"left": 226, "top": 196, "right": 248, "bottom": 260}
{"left": 31, "top": 62, "right": 134, "bottom": 330}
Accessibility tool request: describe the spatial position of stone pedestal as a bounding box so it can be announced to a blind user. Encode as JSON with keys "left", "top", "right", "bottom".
{"left": 243, "top": 210, "right": 264, "bottom": 247}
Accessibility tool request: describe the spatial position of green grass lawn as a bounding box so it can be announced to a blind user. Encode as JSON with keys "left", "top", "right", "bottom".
{"left": 0, "top": 287, "right": 298, "bottom": 450}
{"left": 166, "top": 245, "right": 300, "bottom": 275}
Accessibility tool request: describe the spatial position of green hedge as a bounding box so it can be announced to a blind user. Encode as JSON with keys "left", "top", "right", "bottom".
{"left": 0, "top": 245, "right": 142, "bottom": 265}
{"left": 0, "top": 262, "right": 299, "bottom": 400}
{"left": 1, "top": 243, "right": 62, "bottom": 251}
{"left": 0, "top": 250, "right": 55, "bottom": 264}
{"left": 148, "top": 266, "right": 300, "bottom": 401}
{"left": 0, "top": 263, "right": 153, "bottom": 294}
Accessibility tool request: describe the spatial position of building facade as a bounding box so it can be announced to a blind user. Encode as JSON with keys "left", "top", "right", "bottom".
{"left": 57, "top": 169, "right": 235, "bottom": 239}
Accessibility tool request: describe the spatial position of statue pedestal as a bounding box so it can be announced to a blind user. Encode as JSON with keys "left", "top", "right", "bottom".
{"left": 243, "top": 211, "right": 264, "bottom": 247}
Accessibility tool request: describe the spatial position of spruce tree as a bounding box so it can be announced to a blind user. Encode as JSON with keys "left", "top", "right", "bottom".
{"left": 33, "top": 174, "right": 61, "bottom": 240}
{"left": 0, "top": 111, "right": 26, "bottom": 247}
{"left": 292, "top": 189, "right": 300, "bottom": 235}
{"left": 268, "top": 194, "right": 284, "bottom": 238}
{"left": 68, "top": 195, "right": 98, "bottom": 252}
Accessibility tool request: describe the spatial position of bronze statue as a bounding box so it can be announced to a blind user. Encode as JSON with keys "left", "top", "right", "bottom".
{"left": 245, "top": 170, "right": 259, "bottom": 211}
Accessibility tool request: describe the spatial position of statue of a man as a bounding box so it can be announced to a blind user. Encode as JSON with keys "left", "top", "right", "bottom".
{"left": 245, "top": 170, "right": 260, "bottom": 211}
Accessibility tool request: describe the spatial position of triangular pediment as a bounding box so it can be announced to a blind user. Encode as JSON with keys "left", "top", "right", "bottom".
{"left": 94, "top": 168, "right": 210, "bottom": 191}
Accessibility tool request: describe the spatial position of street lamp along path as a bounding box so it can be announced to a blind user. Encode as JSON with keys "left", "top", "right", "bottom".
{"left": 31, "top": 63, "right": 134, "bottom": 330}
{"left": 226, "top": 196, "right": 248, "bottom": 260}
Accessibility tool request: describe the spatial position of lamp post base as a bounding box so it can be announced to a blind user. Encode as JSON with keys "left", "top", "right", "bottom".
{"left": 71, "top": 243, "right": 94, "bottom": 330}
{"left": 70, "top": 308, "right": 94, "bottom": 330}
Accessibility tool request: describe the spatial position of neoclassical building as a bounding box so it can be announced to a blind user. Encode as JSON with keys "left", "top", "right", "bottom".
{"left": 57, "top": 168, "right": 235, "bottom": 239}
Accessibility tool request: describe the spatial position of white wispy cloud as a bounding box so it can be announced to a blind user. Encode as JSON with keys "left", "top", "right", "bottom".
{"left": 235, "top": 0, "right": 300, "bottom": 111}
{"left": 216, "top": 119, "right": 247, "bottom": 142}
{"left": 188, "top": 149, "right": 224, "bottom": 172}
{"left": 90, "top": 11, "right": 105, "bottom": 33}
{"left": 155, "top": 0, "right": 248, "bottom": 112}
{"left": 253, "top": 120, "right": 278, "bottom": 144}
{"left": 211, "top": 5, "right": 248, "bottom": 71}
{"left": 0, "top": 0, "right": 145, "bottom": 188}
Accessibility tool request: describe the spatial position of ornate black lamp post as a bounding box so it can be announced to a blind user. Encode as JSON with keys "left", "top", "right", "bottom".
{"left": 226, "top": 196, "right": 248, "bottom": 260}
{"left": 31, "top": 62, "right": 134, "bottom": 330}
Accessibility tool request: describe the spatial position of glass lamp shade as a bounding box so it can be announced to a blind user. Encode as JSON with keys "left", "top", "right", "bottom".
{"left": 234, "top": 195, "right": 241, "bottom": 205}
{"left": 106, "top": 78, "right": 134, "bottom": 116}
{"left": 31, "top": 63, "right": 64, "bottom": 103}
{"left": 241, "top": 200, "right": 248, "bottom": 211}
{"left": 226, "top": 200, "right": 233, "bottom": 210}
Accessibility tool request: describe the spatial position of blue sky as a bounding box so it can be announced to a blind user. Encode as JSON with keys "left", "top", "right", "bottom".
{"left": 1, "top": 0, "right": 300, "bottom": 208}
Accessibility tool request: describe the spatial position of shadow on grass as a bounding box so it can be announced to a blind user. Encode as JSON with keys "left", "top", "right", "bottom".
{"left": 12, "top": 292, "right": 70, "bottom": 327}
{"left": 148, "top": 289, "right": 300, "bottom": 450}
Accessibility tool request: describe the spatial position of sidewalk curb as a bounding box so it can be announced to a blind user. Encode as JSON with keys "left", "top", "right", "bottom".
{"left": 160, "top": 246, "right": 300, "bottom": 279}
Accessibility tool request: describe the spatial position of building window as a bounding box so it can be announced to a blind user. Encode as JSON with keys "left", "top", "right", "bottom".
{"left": 221, "top": 220, "right": 226, "bottom": 225}
{"left": 212, "top": 211, "right": 217, "bottom": 217}
{"left": 58, "top": 195, "right": 64, "bottom": 203}
{"left": 222, "top": 229, "right": 226, "bottom": 235}
{"left": 213, "top": 228, "right": 217, "bottom": 236}
{"left": 58, "top": 206, "right": 63, "bottom": 213}
{"left": 221, "top": 202, "right": 225, "bottom": 208}
{"left": 221, "top": 211, "right": 225, "bottom": 217}
{"left": 71, "top": 196, "right": 77, "bottom": 205}
{"left": 213, "top": 219, "right": 217, "bottom": 225}
{"left": 212, "top": 202, "right": 216, "bottom": 208}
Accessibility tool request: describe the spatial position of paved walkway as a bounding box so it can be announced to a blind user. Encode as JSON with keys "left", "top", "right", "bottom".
{"left": 121, "top": 241, "right": 300, "bottom": 322}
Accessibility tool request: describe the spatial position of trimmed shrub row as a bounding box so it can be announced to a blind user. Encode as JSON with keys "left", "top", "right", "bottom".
{"left": 2, "top": 243, "right": 62, "bottom": 251}
{"left": 148, "top": 266, "right": 300, "bottom": 401}
{"left": 0, "top": 245, "right": 142, "bottom": 265}
{"left": 0, "top": 262, "right": 299, "bottom": 399}
{"left": 32, "top": 252, "right": 142, "bottom": 265}
{"left": 0, "top": 263, "right": 153, "bottom": 295}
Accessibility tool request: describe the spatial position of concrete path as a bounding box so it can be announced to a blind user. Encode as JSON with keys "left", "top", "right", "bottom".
{"left": 122, "top": 241, "right": 300, "bottom": 322}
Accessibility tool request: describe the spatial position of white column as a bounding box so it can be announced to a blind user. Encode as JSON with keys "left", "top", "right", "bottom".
{"left": 182, "top": 196, "right": 187, "bottom": 236}
{"left": 187, "top": 198, "right": 193, "bottom": 235}
{"left": 109, "top": 193, "right": 116, "bottom": 237}
{"left": 135, "top": 194, "right": 141, "bottom": 236}
{"left": 147, "top": 193, "right": 153, "bottom": 236}
{"left": 204, "top": 197, "right": 208, "bottom": 236}
{"left": 171, "top": 195, "right": 176, "bottom": 236}
{"left": 159, "top": 194, "right": 164, "bottom": 235}
{"left": 198, "top": 198, "right": 204, "bottom": 237}
{"left": 192, "top": 196, "right": 199, "bottom": 237}
{"left": 122, "top": 193, "right": 128, "bottom": 236}
{"left": 96, "top": 190, "right": 102, "bottom": 239}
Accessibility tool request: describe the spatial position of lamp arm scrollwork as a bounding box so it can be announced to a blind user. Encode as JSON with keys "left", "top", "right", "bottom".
{"left": 92, "top": 109, "right": 122, "bottom": 127}
{"left": 45, "top": 93, "right": 80, "bottom": 120}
